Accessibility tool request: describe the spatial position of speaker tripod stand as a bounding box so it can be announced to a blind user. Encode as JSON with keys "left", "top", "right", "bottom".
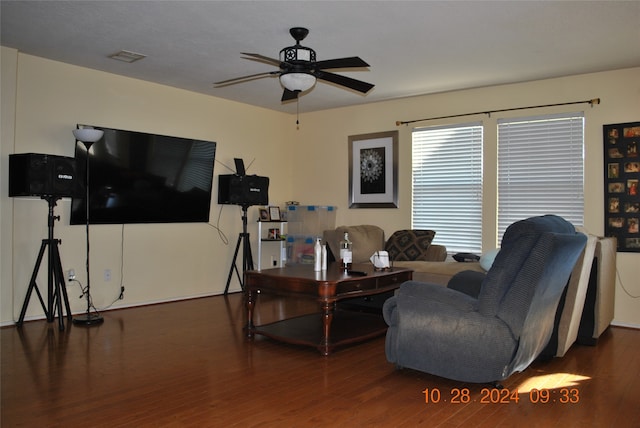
{"left": 224, "top": 204, "right": 254, "bottom": 295}
{"left": 17, "top": 195, "right": 72, "bottom": 331}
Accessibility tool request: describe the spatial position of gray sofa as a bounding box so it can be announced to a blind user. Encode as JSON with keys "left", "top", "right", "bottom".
{"left": 383, "top": 215, "right": 587, "bottom": 383}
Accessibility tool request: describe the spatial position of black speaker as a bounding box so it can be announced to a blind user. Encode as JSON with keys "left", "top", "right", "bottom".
{"left": 9, "top": 153, "right": 79, "bottom": 198}
{"left": 218, "top": 174, "right": 269, "bottom": 207}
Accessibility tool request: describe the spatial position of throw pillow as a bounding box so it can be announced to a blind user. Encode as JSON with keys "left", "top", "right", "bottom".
{"left": 384, "top": 230, "right": 436, "bottom": 261}
{"left": 479, "top": 248, "right": 500, "bottom": 271}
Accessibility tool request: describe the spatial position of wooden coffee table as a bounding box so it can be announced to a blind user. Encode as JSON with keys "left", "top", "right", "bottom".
{"left": 244, "top": 263, "right": 412, "bottom": 355}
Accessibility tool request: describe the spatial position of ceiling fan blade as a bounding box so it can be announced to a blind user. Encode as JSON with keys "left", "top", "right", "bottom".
{"left": 315, "top": 71, "right": 374, "bottom": 94}
{"left": 281, "top": 88, "right": 299, "bottom": 102}
{"left": 214, "top": 71, "right": 279, "bottom": 87}
{"left": 241, "top": 53, "right": 282, "bottom": 67}
{"left": 315, "top": 56, "right": 370, "bottom": 70}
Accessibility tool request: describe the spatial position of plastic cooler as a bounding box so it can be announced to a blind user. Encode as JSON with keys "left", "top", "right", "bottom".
{"left": 285, "top": 205, "right": 336, "bottom": 264}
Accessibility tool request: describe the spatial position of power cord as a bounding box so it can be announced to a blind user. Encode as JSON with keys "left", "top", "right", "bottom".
{"left": 68, "top": 278, "right": 102, "bottom": 316}
{"left": 206, "top": 204, "right": 230, "bottom": 245}
{"left": 68, "top": 276, "right": 124, "bottom": 313}
{"left": 118, "top": 224, "right": 126, "bottom": 301}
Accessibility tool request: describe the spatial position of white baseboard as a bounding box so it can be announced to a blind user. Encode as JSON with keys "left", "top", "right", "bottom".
{"left": 611, "top": 321, "right": 640, "bottom": 330}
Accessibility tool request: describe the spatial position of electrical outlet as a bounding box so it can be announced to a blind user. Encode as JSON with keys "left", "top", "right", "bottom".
{"left": 68, "top": 269, "right": 75, "bottom": 281}
{"left": 104, "top": 269, "right": 111, "bottom": 281}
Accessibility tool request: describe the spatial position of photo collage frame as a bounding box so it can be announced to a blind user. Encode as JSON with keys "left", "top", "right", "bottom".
{"left": 603, "top": 121, "right": 640, "bottom": 252}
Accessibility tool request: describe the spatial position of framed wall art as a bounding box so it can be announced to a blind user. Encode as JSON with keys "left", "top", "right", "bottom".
{"left": 603, "top": 121, "right": 640, "bottom": 252}
{"left": 348, "top": 130, "right": 399, "bottom": 208}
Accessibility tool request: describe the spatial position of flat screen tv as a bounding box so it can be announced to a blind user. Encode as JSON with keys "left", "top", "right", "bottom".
{"left": 70, "top": 126, "right": 216, "bottom": 225}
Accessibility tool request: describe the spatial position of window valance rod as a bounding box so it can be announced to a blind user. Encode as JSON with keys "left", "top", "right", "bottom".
{"left": 396, "top": 98, "right": 600, "bottom": 126}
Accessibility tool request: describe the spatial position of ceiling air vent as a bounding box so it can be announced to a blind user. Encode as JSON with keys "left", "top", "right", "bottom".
{"left": 108, "top": 50, "right": 146, "bottom": 63}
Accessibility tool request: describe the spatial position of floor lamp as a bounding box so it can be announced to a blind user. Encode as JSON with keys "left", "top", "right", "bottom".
{"left": 72, "top": 126, "right": 105, "bottom": 326}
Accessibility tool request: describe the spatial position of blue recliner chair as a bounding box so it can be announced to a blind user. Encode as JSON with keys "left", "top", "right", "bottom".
{"left": 383, "top": 215, "right": 587, "bottom": 383}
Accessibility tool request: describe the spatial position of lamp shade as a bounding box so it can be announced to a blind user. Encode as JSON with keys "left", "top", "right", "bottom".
{"left": 279, "top": 73, "right": 316, "bottom": 92}
{"left": 73, "top": 128, "right": 104, "bottom": 143}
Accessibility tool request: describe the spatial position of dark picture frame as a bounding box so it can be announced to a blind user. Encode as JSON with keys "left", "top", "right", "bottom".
{"left": 603, "top": 121, "right": 640, "bottom": 252}
{"left": 258, "top": 208, "right": 270, "bottom": 221}
{"left": 348, "top": 130, "right": 399, "bottom": 208}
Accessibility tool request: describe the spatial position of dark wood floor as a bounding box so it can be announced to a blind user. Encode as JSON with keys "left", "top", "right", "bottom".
{"left": 2, "top": 292, "right": 639, "bottom": 427}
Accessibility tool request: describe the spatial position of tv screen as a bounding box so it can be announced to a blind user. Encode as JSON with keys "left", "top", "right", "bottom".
{"left": 70, "top": 126, "right": 216, "bottom": 225}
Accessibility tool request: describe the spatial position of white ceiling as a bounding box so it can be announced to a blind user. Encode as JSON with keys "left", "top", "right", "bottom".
{"left": 2, "top": 1, "right": 639, "bottom": 114}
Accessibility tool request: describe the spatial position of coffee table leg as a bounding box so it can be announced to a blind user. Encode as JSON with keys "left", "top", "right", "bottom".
{"left": 245, "top": 290, "right": 256, "bottom": 339}
{"left": 319, "top": 301, "right": 335, "bottom": 356}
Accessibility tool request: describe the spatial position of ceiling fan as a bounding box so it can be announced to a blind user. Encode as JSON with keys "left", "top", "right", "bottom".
{"left": 214, "top": 27, "right": 374, "bottom": 102}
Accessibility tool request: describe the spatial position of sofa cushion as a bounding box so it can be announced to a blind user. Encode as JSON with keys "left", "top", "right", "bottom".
{"left": 384, "top": 230, "right": 436, "bottom": 261}
{"left": 447, "top": 270, "right": 486, "bottom": 297}
{"left": 323, "top": 225, "right": 385, "bottom": 264}
{"left": 394, "top": 260, "right": 483, "bottom": 285}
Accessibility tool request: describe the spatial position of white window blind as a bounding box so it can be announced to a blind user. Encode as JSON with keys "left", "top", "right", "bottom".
{"left": 497, "top": 113, "right": 584, "bottom": 242}
{"left": 412, "top": 123, "right": 483, "bottom": 253}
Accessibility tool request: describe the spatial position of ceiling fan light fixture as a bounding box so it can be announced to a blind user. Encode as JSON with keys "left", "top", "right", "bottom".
{"left": 280, "top": 72, "right": 316, "bottom": 92}
{"left": 218, "top": 27, "right": 373, "bottom": 102}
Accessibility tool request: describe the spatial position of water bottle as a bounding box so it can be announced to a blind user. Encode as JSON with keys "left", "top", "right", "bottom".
{"left": 321, "top": 244, "right": 327, "bottom": 271}
{"left": 314, "top": 238, "right": 322, "bottom": 271}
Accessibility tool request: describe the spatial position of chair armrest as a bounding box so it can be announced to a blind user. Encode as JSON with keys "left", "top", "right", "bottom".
{"left": 384, "top": 280, "right": 478, "bottom": 326}
{"left": 395, "top": 281, "right": 478, "bottom": 312}
{"left": 447, "top": 270, "right": 486, "bottom": 298}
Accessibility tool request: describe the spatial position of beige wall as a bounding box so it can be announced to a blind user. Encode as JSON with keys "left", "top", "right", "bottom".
{"left": 2, "top": 46, "right": 638, "bottom": 327}
{"left": 1, "top": 48, "right": 18, "bottom": 325}
{"left": 1, "top": 48, "right": 293, "bottom": 323}
{"left": 291, "top": 67, "right": 640, "bottom": 327}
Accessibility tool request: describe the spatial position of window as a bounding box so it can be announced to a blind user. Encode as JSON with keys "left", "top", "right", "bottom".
{"left": 497, "top": 113, "right": 584, "bottom": 241}
{"left": 412, "top": 123, "right": 483, "bottom": 253}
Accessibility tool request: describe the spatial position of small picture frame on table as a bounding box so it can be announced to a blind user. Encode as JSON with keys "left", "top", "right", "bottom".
{"left": 268, "top": 228, "right": 280, "bottom": 240}
{"left": 259, "top": 208, "right": 270, "bottom": 221}
{"left": 268, "top": 206, "right": 281, "bottom": 221}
